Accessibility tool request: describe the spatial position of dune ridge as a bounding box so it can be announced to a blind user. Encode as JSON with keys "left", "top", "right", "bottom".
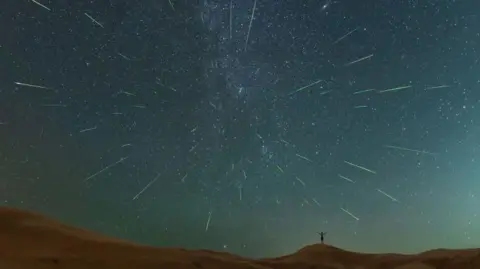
{"left": 0, "top": 207, "right": 478, "bottom": 269}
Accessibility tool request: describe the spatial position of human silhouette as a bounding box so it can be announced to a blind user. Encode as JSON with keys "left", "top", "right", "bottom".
{"left": 317, "top": 232, "right": 327, "bottom": 244}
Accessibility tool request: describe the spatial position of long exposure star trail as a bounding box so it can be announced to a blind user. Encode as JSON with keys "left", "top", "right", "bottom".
{"left": 1, "top": 0, "right": 479, "bottom": 258}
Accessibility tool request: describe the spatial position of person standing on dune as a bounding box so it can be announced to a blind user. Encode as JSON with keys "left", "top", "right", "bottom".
{"left": 317, "top": 232, "right": 327, "bottom": 244}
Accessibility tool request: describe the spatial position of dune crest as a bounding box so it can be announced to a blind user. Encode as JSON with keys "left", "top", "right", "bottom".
{"left": 0, "top": 207, "right": 478, "bottom": 269}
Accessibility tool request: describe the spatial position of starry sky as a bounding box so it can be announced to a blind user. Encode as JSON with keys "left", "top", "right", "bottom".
{"left": 1, "top": 0, "right": 480, "bottom": 258}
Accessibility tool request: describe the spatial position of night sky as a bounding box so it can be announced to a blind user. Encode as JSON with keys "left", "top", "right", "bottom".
{"left": 1, "top": 0, "right": 480, "bottom": 258}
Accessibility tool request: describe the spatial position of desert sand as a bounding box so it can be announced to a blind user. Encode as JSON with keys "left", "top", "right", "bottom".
{"left": 0, "top": 207, "right": 478, "bottom": 269}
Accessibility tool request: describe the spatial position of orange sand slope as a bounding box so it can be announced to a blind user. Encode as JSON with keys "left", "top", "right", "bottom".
{"left": 0, "top": 207, "right": 479, "bottom": 269}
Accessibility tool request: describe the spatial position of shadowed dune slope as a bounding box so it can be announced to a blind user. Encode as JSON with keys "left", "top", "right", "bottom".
{"left": 0, "top": 207, "right": 479, "bottom": 269}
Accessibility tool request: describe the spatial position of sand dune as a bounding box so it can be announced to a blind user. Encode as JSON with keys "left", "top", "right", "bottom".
{"left": 0, "top": 207, "right": 478, "bottom": 269}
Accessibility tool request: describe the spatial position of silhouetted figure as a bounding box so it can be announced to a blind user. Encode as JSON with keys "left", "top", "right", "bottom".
{"left": 317, "top": 232, "right": 327, "bottom": 244}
